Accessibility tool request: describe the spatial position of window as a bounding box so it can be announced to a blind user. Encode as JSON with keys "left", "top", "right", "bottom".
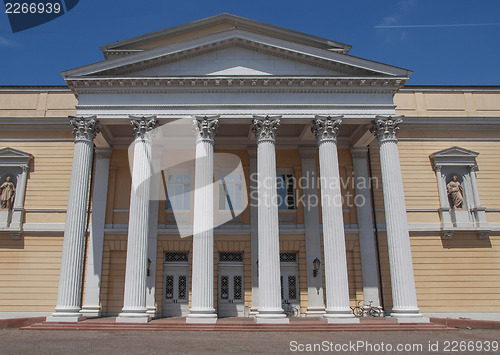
{"left": 218, "top": 171, "right": 244, "bottom": 211}
{"left": 166, "top": 173, "right": 191, "bottom": 211}
{"left": 277, "top": 174, "right": 295, "bottom": 210}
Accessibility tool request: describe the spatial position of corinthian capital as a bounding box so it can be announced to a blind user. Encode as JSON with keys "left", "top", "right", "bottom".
{"left": 252, "top": 115, "right": 280, "bottom": 142}
{"left": 371, "top": 116, "right": 403, "bottom": 142}
{"left": 130, "top": 116, "right": 157, "bottom": 140}
{"left": 193, "top": 115, "right": 219, "bottom": 142}
{"left": 70, "top": 116, "right": 99, "bottom": 142}
{"left": 311, "top": 115, "right": 342, "bottom": 144}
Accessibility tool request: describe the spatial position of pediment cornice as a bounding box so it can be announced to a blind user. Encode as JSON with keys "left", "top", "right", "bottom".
{"left": 63, "top": 29, "right": 411, "bottom": 81}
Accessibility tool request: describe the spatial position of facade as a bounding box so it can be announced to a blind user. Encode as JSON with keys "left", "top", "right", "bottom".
{"left": 0, "top": 14, "right": 499, "bottom": 323}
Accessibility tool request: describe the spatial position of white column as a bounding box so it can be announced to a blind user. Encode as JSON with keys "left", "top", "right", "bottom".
{"left": 371, "top": 116, "right": 427, "bottom": 322}
{"left": 468, "top": 165, "right": 488, "bottom": 228}
{"left": 187, "top": 116, "right": 219, "bottom": 324}
{"left": 47, "top": 116, "right": 98, "bottom": 322}
{"left": 312, "top": 116, "right": 358, "bottom": 324}
{"left": 351, "top": 148, "right": 381, "bottom": 308}
{"left": 80, "top": 148, "right": 112, "bottom": 317}
{"left": 117, "top": 116, "right": 157, "bottom": 323}
{"left": 10, "top": 165, "right": 30, "bottom": 230}
{"left": 299, "top": 148, "right": 325, "bottom": 316}
{"left": 253, "top": 116, "right": 288, "bottom": 324}
{"left": 247, "top": 147, "right": 259, "bottom": 314}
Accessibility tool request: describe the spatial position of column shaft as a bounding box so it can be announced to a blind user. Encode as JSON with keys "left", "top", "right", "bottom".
{"left": 187, "top": 116, "right": 218, "bottom": 323}
{"left": 299, "top": 149, "right": 325, "bottom": 316}
{"left": 372, "top": 116, "right": 427, "bottom": 322}
{"left": 351, "top": 148, "right": 381, "bottom": 307}
{"left": 117, "top": 116, "right": 156, "bottom": 323}
{"left": 253, "top": 116, "right": 288, "bottom": 324}
{"left": 248, "top": 148, "right": 259, "bottom": 314}
{"left": 313, "top": 116, "right": 358, "bottom": 324}
{"left": 81, "top": 148, "right": 112, "bottom": 316}
{"left": 47, "top": 117, "right": 98, "bottom": 322}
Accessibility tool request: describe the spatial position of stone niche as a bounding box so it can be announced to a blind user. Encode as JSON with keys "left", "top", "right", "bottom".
{"left": 0, "top": 147, "right": 32, "bottom": 233}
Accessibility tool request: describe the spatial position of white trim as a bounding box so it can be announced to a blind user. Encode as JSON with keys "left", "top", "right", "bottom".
{"left": 0, "top": 312, "right": 52, "bottom": 319}
{"left": 23, "top": 223, "right": 65, "bottom": 232}
{"left": 423, "top": 313, "right": 500, "bottom": 321}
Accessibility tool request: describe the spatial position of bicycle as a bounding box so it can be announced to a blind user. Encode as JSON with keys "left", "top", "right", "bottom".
{"left": 351, "top": 300, "right": 383, "bottom": 317}
{"left": 282, "top": 300, "right": 300, "bottom": 317}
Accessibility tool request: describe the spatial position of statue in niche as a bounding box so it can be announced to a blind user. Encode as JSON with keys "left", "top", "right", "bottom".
{"left": 447, "top": 175, "right": 464, "bottom": 209}
{"left": 0, "top": 176, "right": 15, "bottom": 210}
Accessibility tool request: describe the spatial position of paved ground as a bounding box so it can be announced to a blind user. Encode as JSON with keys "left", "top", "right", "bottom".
{"left": 0, "top": 329, "right": 498, "bottom": 354}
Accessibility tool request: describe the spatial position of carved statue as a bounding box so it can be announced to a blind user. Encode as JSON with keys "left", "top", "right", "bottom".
{"left": 447, "top": 175, "right": 463, "bottom": 209}
{"left": 0, "top": 176, "right": 15, "bottom": 210}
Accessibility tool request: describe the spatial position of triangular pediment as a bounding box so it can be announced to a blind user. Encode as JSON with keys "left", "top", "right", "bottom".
{"left": 63, "top": 28, "right": 411, "bottom": 80}
{"left": 431, "top": 146, "right": 479, "bottom": 158}
{"left": 0, "top": 147, "right": 33, "bottom": 167}
{"left": 430, "top": 146, "right": 479, "bottom": 170}
{"left": 107, "top": 45, "right": 352, "bottom": 77}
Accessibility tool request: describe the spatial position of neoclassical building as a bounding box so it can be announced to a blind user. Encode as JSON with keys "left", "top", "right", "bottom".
{"left": 0, "top": 14, "right": 499, "bottom": 324}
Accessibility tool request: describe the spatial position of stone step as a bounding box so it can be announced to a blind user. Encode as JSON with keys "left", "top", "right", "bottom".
{"left": 23, "top": 320, "right": 454, "bottom": 332}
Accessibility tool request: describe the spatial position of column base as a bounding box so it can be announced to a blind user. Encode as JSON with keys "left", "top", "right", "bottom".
{"left": 386, "top": 312, "right": 430, "bottom": 323}
{"left": 46, "top": 312, "right": 86, "bottom": 323}
{"left": 80, "top": 306, "right": 101, "bottom": 318}
{"left": 116, "top": 312, "right": 151, "bottom": 323}
{"left": 146, "top": 307, "right": 157, "bottom": 317}
{"left": 186, "top": 308, "right": 217, "bottom": 324}
{"left": 305, "top": 307, "right": 326, "bottom": 317}
{"left": 255, "top": 309, "right": 289, "bottom": 324}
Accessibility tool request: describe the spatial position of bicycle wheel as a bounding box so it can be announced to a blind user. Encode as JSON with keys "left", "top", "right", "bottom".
{"left": 369, "top": 308, "right": 382, "bottom": 317}
{"left": 292, "top": 307, "right": 300, "bottom": 317}
{"left": 352, "top": 306, "right": 363, "bottom": 317}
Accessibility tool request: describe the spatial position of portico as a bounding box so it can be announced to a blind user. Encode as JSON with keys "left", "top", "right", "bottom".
{"left": 48, "top": 13, "right": 427, "bottom": 324}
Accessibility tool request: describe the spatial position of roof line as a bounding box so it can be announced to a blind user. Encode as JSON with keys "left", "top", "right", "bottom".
{"left": 99, "top": 13, "right": 352, "bottom": 54}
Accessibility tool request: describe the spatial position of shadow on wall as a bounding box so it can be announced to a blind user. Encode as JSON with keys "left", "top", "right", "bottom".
{"left": 441, "top": 233, "right": 492, "bottom": 249}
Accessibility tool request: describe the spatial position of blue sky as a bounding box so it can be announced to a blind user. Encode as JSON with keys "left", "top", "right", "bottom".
{"left": 1, "top": 0, "right": 500, "bottom": 86}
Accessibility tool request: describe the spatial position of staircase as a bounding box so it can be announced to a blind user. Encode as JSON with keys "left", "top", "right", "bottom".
{"left": 22, "top": 317, "right": 457, "bottom": 332}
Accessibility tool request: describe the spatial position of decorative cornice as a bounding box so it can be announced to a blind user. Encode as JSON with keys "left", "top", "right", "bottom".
{"left": 69, "top": 116, "right": 99, "bottom": 143}
{"left": 252, "top": 115, "right": 280, "bottom": 142}
{"left": 312, "top": 115, "right": 343, "bottom": 144}
{"left": 370, "top": 116, "right": 403, "bottom": 143}
{"left": 130, "top": 115, "right": 157, "bottom": 140}
{"left": 67, "top": 77, "right": 406, "bottom": 96}
{"left": 193, "top": 115, "right": 219, "bottom": 142}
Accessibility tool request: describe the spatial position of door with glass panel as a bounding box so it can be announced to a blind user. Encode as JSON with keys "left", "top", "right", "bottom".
{"left": 218, "top": 253, "right": 244, "bottom": 317}
{"left": 163, "top": 253, "right": 189, "bottom": 317}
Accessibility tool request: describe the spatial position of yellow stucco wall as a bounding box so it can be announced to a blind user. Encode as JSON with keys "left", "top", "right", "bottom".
{"left": 0, "top": 88, "right": 500, "bottom": 315}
